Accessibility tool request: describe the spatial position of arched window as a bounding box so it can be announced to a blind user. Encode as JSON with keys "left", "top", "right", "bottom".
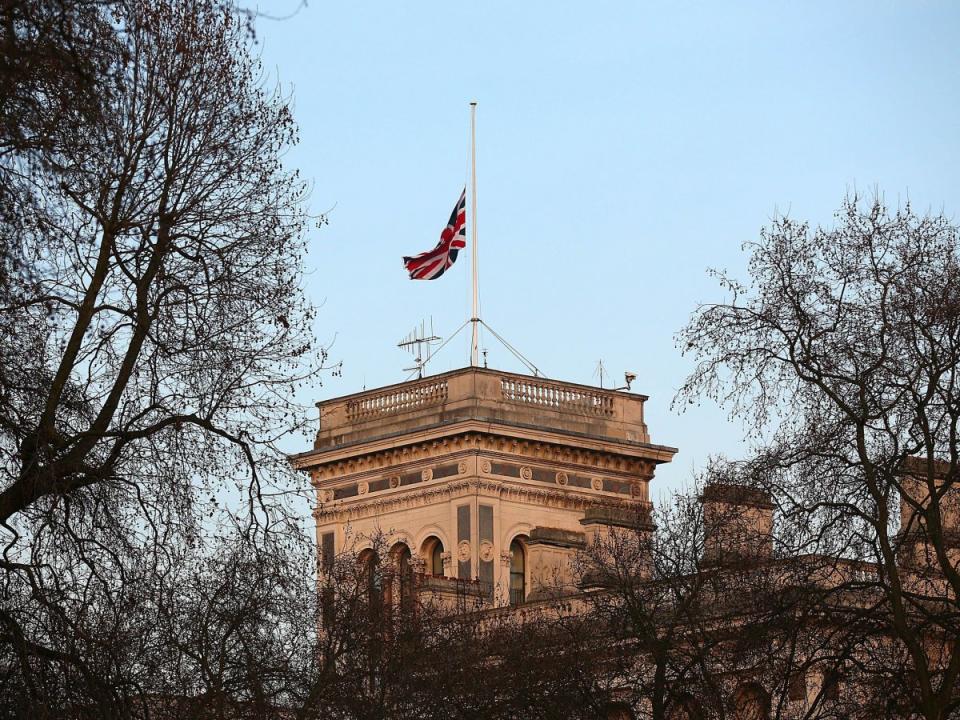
{"left": 358, "top": 548, "right": 382, "bottom": 620}
{"left": 732, "top": 683, "right": 770, "bottom": 720}
{"left": 605, "top": 703, "right": 634, "bottom": 720}
{"left": 421, "top": 537, "right": 443, "bottom": 577}
{"left": 395, "top": 543, "right": 411, "bottom": 573}
{"left": 391, "top": 543, "right": 413, "bottom": 611}
{"left": 821, "top": 669, "right": 842, "bottom": 702}
{"left": 668, "top": 695, "right": 703, "bottom": 720}
{"left": 509, "top": 538, "right": 526, "bottom": 605}
{"left": 359, "top": 549, "right": 380, "bottom": 591}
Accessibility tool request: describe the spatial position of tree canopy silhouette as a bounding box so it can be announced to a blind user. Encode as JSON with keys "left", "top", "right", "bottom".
{"left": 679, "top": 195, "right": 960, "bottom": 719}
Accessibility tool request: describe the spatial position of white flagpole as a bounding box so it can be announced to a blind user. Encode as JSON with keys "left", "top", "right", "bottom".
{"left": 469, "top": 102, "right": 480, "bottom": 367}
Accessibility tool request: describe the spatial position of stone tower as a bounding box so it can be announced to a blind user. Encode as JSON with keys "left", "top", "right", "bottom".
{"left": 292, "top": 367, "right": 676, "bottom": 606}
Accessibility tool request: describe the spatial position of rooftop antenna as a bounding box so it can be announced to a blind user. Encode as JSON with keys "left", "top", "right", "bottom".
{"left": 593, "top": 359, "right": 609, "bottom": 389}
{"left": 398, "top": 318, "right": 442, "bottom": 379}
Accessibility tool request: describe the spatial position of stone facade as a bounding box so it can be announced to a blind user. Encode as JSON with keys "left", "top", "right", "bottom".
{"left": 293, "top": 368, "right": 959, "bottom": 717}
{"left": 292, "top": 367, "right": 677, "bottom": 606}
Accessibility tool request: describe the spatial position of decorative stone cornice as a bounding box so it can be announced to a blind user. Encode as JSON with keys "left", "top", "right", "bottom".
{"left": 701, "top": 483, "right": 774, "bottom": 509}
{"left": 305, "top": 431, "right": 656, "bottom": 485}
{"left": 581, "top": 505, "right": 656, "bottom": 531}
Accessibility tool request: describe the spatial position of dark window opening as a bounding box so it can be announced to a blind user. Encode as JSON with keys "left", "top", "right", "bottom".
{"left": 359, "top": 549, "right": 382, "bottom": 620}
{"left": 509, "top": 538, "right": 526, "bottom": 605}
{"left": 788, "top": 672, "right": 807, "bottom": 702}
{"left": 430, "top": 539, "right": 445, "bottom": 576}
{"left": 394, "top": 543, "right": 413, "bottom": 611}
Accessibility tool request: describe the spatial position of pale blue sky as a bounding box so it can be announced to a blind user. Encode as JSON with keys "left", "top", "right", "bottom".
{"left": 258, "top": 1, "right": 960, "bottom": 495}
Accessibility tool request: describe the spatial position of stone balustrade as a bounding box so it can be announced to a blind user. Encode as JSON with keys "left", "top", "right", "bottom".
{"left": 311, "top": 367, "right": 653, "bottom": 451}
{"left": 346, "top": 378, "right": 449, "bottom": 422}
{"left": 500, "top": 376, "right": 614, "bottom": 417}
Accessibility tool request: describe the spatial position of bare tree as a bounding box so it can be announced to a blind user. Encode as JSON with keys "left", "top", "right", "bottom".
{"left": 0, "top": 0, "right": 329, "bottom": 715}
{"left": 571, "top": 496, "right": 723, "bottom": 719}
{"left": 0, "top": 0, "right": 120, "bottom": 380}
{"left": 566, "top": 481, "right": 910, "bottom": 720}
{"left": 678, "top": 195, "right": 960, "bottom": 719}
{"left": 0, "top": 0, "right": 319, "bottom": 524}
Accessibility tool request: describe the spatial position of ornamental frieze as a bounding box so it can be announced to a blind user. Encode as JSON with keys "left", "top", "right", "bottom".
{"left": 307, "top": 432, "right": 655, "bottom": 484}
{"left": 313, "top": 477, "right": 652, "bottom": 524}
{"left": 313, "top": 452, "right": 648, "bottom": 507}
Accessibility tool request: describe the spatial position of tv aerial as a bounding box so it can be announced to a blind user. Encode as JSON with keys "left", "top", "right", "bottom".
{"left": 398, "top": 318, "right": 442, "bottom": 379}
{"left": 594, "top": 359, "right": 637, "bottom": 391}
{"left": 593, "top": 359, "right": 610, "bottom": 389}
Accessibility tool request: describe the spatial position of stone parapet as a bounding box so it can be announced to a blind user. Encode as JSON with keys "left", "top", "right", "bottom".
{"left": 527, "top": 526, "right": 587, "bottom": 549}
{"left": 701, "top": 483, "right": 774, "bottom": 508}
{"left": 414, "top": 574, "right": 490, "bottom": 610}
{"left": 312, "top": 367, "right": 654, "bottom": 451}
{"left": 701, "top": 482, "right": 774, "bottom": 566}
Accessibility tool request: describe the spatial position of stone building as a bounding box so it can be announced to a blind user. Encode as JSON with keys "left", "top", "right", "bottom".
{"left": 292, "top": 366, "right": 676, "bottom": 608}
{"left": 292, "top": 366, "right": 960, "bottom": 719}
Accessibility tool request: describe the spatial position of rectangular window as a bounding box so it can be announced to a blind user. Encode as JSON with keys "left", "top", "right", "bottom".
{"left": 479, "top": 504, "right": 493, "bottom": 599}
{"left": 321, "top": 532, "right": 335, "bottom": 572}
{"left": 788, "top": 672, "right": 806, "bottom": 702}
{"left": 823, "top": 671, "right": 841, "bottom": 701}
{"left": 319, "top": 532, "right": 335, "bottom": 627}
{"left": 457, "top": 504, "right": 471, "bottom": 579}
{"left": 479, "top": 504, "right": 493, "bottom": 543}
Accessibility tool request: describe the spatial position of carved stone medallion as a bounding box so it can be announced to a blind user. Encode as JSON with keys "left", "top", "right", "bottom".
{"left": 520, "top": 466, "right": 533, "bottom": 481}
{"left": 421, "top": 468, "right": 433, "bottom": 482}
{"left": 555, "top": 471, "right": 569, "bottom": 486}
{"left": 457, "top": 540, "right": 471, "bottom": 562}
{"left": 480, "top": 459, "right": 491, "bottom": 474}
{"left": 319, "top": 489, "right": 334, "bottom": 503}
{"left": 479, "top": 541, "right": 494, "bottom": 562}
{"left": 389, "top": 475, "right": 400, "bottom": 489}
{"left": 458, "top": 461, "right": 468, "bottom": 475}
{"left": 592, "top": 477, "right": 603, "bottom": 491}
{"left": 357, "top": 480, "right": 369, "bottom": 495}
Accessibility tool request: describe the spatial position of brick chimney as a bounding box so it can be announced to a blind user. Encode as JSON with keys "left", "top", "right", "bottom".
{"left": 898, "top": 457, "right": 960, "bottom": 570}
{"left": 576, "top": 505, "right": 657, "bottom": 588}
{"left": 701, "top": 483, "right": 774, "bottom": 566}
{"left": 525, "top": 527, "right": 587, "bottom": 599}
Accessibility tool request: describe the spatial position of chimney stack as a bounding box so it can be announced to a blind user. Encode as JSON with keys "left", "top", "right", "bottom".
{"left": 701, "top": 483, "right": 774, "bottom": 566}
{"left": 898, "top": 457, "right": 960, "bottom": 570}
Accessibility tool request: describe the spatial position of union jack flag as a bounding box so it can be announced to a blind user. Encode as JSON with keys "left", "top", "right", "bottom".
{"left": 403, "top": 188, "right": 467, "bottom": 280}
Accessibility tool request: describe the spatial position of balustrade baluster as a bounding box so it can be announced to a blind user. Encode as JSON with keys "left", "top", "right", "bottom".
{"left": 344, "top": 379, "right": 448, "bottom": 421}
{"left": 499, "top": 376, "right": 614, "bottom": 417}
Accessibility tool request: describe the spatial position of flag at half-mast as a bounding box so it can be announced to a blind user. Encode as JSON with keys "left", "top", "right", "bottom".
{"left": 402, "top": 188, "right": 467, "bottom": 280}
